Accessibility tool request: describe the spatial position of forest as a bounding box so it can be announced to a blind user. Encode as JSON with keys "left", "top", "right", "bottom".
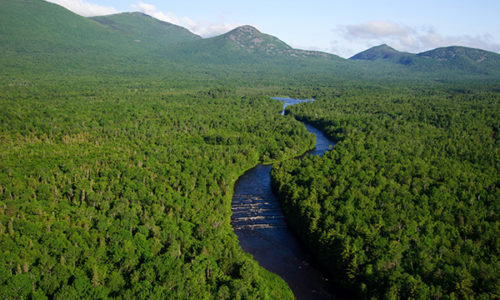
{"left": 0, "top": 81, "right": 317, "bottom": 299}
{"left": 271, "top": 85, "right": 500, "bottom": 299}
{"left": 1, "top": 78, "right": 499, "bottom": 299}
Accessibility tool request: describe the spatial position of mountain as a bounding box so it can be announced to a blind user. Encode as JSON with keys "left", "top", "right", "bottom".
{"left": 91, "top": 12, "right": 201, "bottom": 48}
{"left": 417, "top": 46, "right": 500, "bottom": 74}
{"left": 350, "top": 44, "right": 406, "bottom": 60}
{"left": 0, "top": 0, "right": 118, "bottom": 55}
{"left": 0, "top": 0, "right": 345, "bottom": 80}
{"left": 166, "top": 25, "right": 338, "bottom": 67}
{"left": 217, "top": 25, "right": 331, "bottom": 58}
{"left": 350, "top": 44, "right": 416, "bottom": 66}
{"left": 221, "top": 25, "right": 292, "bottom": 54}
{"left": 418, "top": 46, "right": 495, "bottom": 62}
{"left": 1, "top": 0, "right": 499, "bottom": 82}
{"left": 0, "top": 0, "right": 152, "bottom": 76}
{"left": 350, "top": 44, "right": 500, "bottom": 77}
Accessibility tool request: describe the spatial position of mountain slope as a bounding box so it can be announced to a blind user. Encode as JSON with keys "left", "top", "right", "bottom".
{"left": 166, "top": 25, "right": 340, "bottom": 70}
{"left": 417, "top": 46, "right": 500, "bottom": 75}
{"left": 1, "top": 0, "right": 498, "bottom": 82}
{"left": 220, "top": 25, "right": 292, "bottom": 54}
{"left": 91, "top": 12, "right": 201, "bottom": 48}
{"left": 0, "top": 0, "right": 347, "bottom": 80}
{"left": 214, "top": 25, "right": 333, "bottom": 59}
{"left": 0, "top": 0, "right": 150, "bottom": 76}
{"left": 0, "top": 0, "right": 115, "bottom": 53}
{"left": 350, "top": 44, "right": 415, "bottom": 65}
{"left": 350, "top": 44, "right": 500, "bottom": 77}
{"left": 350, "top": 44, "right": 405, "bottom": 60}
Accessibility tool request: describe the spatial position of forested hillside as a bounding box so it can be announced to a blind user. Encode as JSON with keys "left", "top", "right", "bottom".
{"left": 0, "top": 82, "right": 315, "bottom": 298}
{"left": 2, "top": 0, "right": 500, "bottom": 83}
{"left": 350, "top": 45, "right": 500, "bottom": 78}
{"left": 91, "top": 12, "right": 201, "bottom": 46}
{"left": 271, "top": 86, "right": 500, "bottom": 298}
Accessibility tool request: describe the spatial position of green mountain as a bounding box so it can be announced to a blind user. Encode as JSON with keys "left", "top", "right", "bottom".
{"left": 214, "top": 25, "right": 332, "bottom": 58}
{"left": 350, "top": 44, "right": 500, "bottom": 77}
{"left": 417, "top": 46, "right": 500, "bottom": 75}
{"left": 0, "top": 0, "right": 149, "bottom": 77}
{"left": 165, "top": 25, "right": 341, "bottom": 68}
{"left": 0, "top": 0, "right": 348, "bottom": 82}
{"left": 219, "top": 25, "right": 293, "bottom": 54}
{"left": 350, "top": 44, "right": 398, "bottom": 60}
{"left": 91, "top": 12, "right": 201, "bottom": 48}
{"left": 350, "top": 44, "right": 414, "bottom": 65}
{"left": 0, "top": 0, "right": 114, "bottom": 53}
{"left": 1, "top": 0, "right": 499, "bottom": 82}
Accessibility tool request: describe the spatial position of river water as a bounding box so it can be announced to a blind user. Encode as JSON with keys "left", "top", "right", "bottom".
{"left": 231, "top": 98, "right": 346, "bottom": 299}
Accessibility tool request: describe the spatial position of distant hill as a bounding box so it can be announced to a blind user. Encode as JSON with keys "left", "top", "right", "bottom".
{"left": 350, "top": 44, "right": 415, "bottom": 66}
{"left": 221, "top": 25, "right": 292, "bottom": 54}
{"left": 91, "top": 13, "right": 201, "bottom": 48}
{"left": 417, "top": 46, "right": 500, "bottom": 75}
{"left": 1, "top": 0, "right": 499, "bottom": 81}
{"left": 351, "top": 44, "right": 403, "bottom": 60}
{"left": 0, "top": 0, "right": 345, "bottom": 80}
{"left": 217, "top": 25, "right": 331, "bottom": 58}
{"left": 351, "top": 44, "right": 500, "bottom": 76}
{"left": 418, "top": 46, "right": 494, "bottom": 62}
{"left": 165, "top": 25, "right": 339, "bottom": 68}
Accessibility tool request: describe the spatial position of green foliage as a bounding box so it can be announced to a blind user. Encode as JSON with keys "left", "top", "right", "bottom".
{"left": 2, "top": 0, "right": 500, "bottom": 87}
{"left": 1, "top": 1, "right": 499, "bottom": 299}
{"left": 0, "top": 82, "right": 314, "bottom": 298}
{"left": 271, "top": 86, "right": 500, "bottom": 298}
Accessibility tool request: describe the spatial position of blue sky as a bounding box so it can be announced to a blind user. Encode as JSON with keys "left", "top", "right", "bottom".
{"left": 46, "top": 0, "right": 500, "bottom": 57}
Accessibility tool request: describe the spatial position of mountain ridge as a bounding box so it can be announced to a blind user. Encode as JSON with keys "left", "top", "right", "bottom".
{"left": 350, "top": 44, "right": 404, "bottom": 60}
{"left": 91, "top": 12, "right": 201, "bottom": 47}
{"left": 350, "top": 44, "right": 500, "bottom": 75}
{"left": 1, "top": 0, "right": 499, "bottom": 80}
{"left": 212, "top": 25, "right": 333, "bottom": 59}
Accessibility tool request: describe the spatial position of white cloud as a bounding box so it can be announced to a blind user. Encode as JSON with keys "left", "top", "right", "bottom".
{"left": 338, "top": 20, "right": 500, "bottom": 56}
{"left": 45, "top": 0, "right": 118, "bottom": 17}
{"left": 131, "top": 2, "right": 240, "bottom": 37}
{"left": 346, "top": 21, "right": 411, "bottom": 39}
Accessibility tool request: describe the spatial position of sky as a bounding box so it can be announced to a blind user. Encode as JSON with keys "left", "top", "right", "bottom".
{"left": 45, "top": 0, "right": 500, "bottom": 58}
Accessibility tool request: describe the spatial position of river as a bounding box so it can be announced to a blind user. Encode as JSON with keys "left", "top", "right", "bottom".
{"left": 231, "top": 98, "right": 346, "bottom": 299}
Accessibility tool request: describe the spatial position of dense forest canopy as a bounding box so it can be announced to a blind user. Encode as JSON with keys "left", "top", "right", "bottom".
{"left": 271, "top": 86, "right": 500, "bottom": 299}
{"left": 0, "top": 82, "right": 316, "bottom": 299}
{"left": 2, "top": 78, "right": 498, "bottom": 299}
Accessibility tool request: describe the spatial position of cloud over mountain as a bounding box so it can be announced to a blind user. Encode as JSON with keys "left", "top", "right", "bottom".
{"left": 346, "top": 21, "right": 411, "bottom": 39}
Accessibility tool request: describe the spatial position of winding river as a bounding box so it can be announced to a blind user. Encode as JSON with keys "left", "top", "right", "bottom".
{"left": 231, "top": 98, "right": 346, "bottom": 299}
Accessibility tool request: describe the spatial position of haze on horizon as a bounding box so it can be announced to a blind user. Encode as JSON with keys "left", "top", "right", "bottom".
{"left": 45, "top": 0, "right": 500, "bottom": 58}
